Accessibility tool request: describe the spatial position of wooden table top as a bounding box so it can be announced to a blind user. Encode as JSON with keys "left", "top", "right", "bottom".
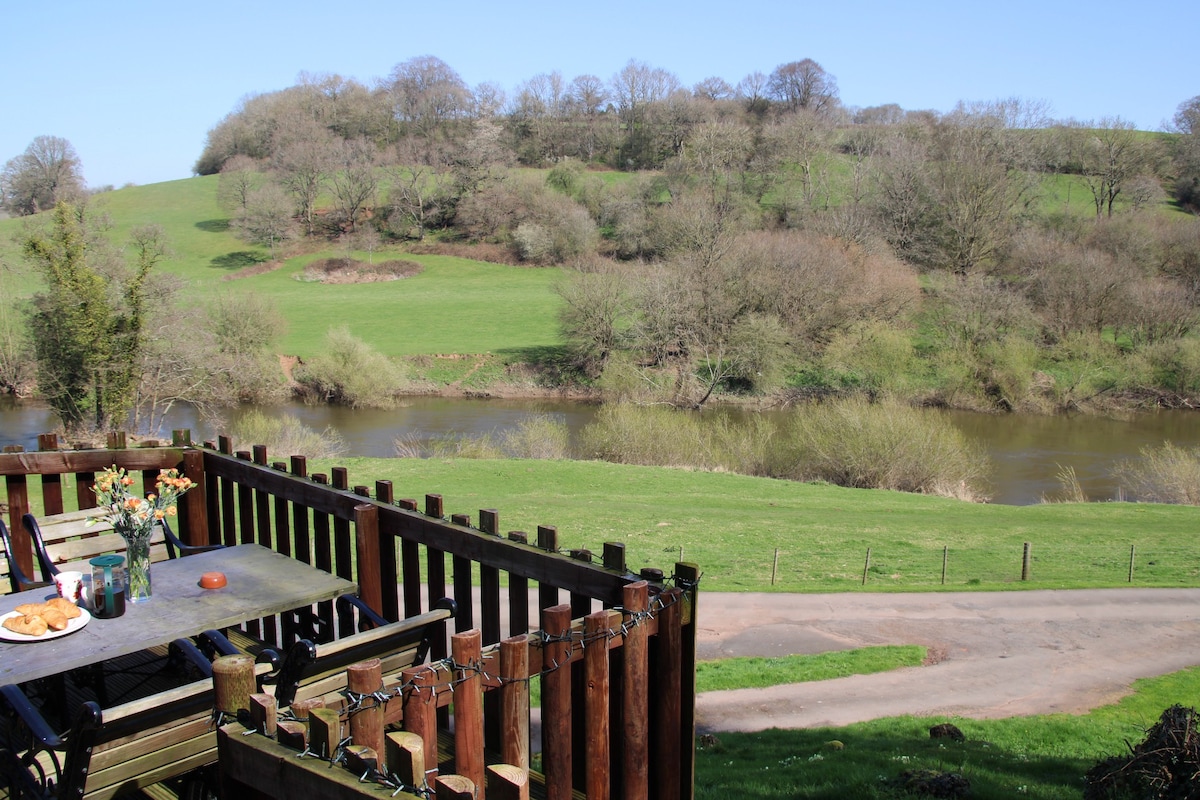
{"left": 0, "top": 544, "right": 357, "bottom": 686}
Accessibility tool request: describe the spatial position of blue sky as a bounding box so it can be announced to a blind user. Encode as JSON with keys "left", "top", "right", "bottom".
{"left": 3, "top": 0, "right": 1195, "bottom": 188}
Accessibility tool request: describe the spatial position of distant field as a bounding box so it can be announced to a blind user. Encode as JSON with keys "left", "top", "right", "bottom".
{"left": 313, "top": 456, "right": 1200, "bottom": 593}
{"left": 0, "top": 178, "right": 565, "bottom": 359}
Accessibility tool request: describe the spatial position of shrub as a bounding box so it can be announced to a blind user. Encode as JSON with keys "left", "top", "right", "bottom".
{"left": 767, "top": 397, "right": 989, "bottom": 499}
{"left": 229, "top": 410, "right": 345, "bottom": 460}
{"left": 578, "top": 403, "right": 718, "bottom": 469}
{"left": 1112, "top": 442, "right": 1200, "bottom": 504}
{"left": 820, "top": 321, "right": 919, "bottom": 394}
{"left": 294, "top": 326, "right": 407, "bottom": 409}
{"left": 499, "top": 415, "right": 571, "bottom": 459}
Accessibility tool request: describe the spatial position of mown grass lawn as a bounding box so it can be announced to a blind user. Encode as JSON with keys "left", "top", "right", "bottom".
{"left": 316, "top": 457, "right": 1200, "bottom": 592}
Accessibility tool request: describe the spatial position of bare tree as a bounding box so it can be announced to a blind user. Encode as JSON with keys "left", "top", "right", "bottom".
{"left": 678, "top": 121, "right": 754, "bottom": 204}
{"left": 273, "top": 120, "right": 336, "bottom": 235}
{"left": 329, "top": 137, "right": 379, "bottom": 232}
{"left": 693, "top": 76, "right": 734, "bottom": 102}
{"left": 216, "top": 154, "right": 261, "bottom": 213}
{"left": 610, "top": 60, "right": 680, "bottom": 167}
{"left": 386, "top": 161, "right": 444, "bottom": 240}
{"left": 1078, "top": 117, "right": 1160, "bottom": 217}
{"left": 766, "top": 59, "right": 839, "bottom": 114}
{"left": 735, "top": 71, "right": 771, "bottom": 117}
{"left": 234, "top": 184, "right": 297, "bottom": 257}
{"left": 556, "top": 260, "right": 635, "bottom": 377}
{"left": 568, "top": 74, "right": 608, "bottom": 115}
{"left": 1, "top": 136, "right": 85, "bottom": 215}
{"left": 383, "top": 55, "right": 472, "bottom": 141}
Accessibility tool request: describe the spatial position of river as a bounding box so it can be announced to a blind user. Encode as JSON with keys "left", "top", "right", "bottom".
{"left": 2, "top": 396, "right": 1198, "bottom": 507}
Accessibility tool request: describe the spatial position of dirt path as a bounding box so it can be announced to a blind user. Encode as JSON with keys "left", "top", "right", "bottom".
{"left": 695, "top": 588, "right": 1200, "bottom": 732}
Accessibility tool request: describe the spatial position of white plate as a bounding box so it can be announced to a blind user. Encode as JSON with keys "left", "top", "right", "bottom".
{"left": 0, "top": 607, "right": 91, "bottom": 642}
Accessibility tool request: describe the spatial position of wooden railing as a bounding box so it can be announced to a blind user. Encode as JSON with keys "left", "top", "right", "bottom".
{"left": 0, "top": 431, "right": 699, "bottom": 800}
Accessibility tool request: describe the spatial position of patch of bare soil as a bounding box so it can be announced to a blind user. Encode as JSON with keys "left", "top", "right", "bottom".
{"left": 404, "top": 241, "right": 522, "bottom": 265}
{"left": 223, "top": 260, "right": 286, "bottom": 281}
{"left": 302, "top": 258, "right": 424, "bottom": 284}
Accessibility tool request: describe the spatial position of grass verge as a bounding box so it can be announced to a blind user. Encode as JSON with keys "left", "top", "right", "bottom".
{"left": 695, "top": 665, "right": 1200, "bottom": 799}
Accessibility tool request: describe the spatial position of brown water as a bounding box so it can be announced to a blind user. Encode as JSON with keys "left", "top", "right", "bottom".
{"left": 4, "top": 396, "right": 1198, "bottom": 506}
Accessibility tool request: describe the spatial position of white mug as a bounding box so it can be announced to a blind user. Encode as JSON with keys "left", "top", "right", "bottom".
{"left": 54, "top": 570, "right": 84, "bottom": 603}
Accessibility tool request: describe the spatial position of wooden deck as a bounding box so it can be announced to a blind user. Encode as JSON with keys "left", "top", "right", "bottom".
{"left": 0, "top": 433, "right": 699, "bottom": 800}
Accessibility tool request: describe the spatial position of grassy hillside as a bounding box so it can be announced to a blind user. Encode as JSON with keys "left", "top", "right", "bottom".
{"left": 0, "top": 178, "right": 564, "bottom": 360}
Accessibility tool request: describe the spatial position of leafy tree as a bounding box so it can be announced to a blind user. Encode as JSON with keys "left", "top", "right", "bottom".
{"left": 0, "top": 295, "right": 34, "bottom": 395}
{"left": 1, "top": 136, "right": 85, "bottom": 215}
{"left": 22, "top": 203, "right": 165, "bottom": 433}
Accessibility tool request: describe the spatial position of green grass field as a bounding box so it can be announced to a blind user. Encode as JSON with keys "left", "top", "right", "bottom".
{"left": 314, "top": 457, "right": 1200, "bottom": 592}
{"left": 0, "top": 178, "right": 565, "bottom": 360}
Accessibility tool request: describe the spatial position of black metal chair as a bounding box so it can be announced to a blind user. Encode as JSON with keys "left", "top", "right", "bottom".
{"left": 0, "top": 693, "right": 101, "bottom": 800}
{"left": 1, "top": 520, "right": 50, "bottom": 595}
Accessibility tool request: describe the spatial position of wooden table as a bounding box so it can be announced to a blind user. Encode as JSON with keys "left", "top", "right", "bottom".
{"left": 0, "top": 544, "right": 357, "bottom": 686}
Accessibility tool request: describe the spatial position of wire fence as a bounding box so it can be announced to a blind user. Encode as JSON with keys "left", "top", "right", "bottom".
{"left": 744, "top": 541, "right": 1200, "bottom": 590}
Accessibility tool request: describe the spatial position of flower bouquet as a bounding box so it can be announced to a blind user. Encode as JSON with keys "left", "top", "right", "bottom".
{"left": 89, "top": 466, "right": 194, "bottom": 602}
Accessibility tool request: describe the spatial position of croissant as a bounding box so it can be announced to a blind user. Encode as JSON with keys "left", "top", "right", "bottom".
{"left": 13, "top": 603, "right": 50, "bottom": 617}
{"left": 45, "top": 597, "right": 82, "bottom": 619}
{"left": 3, "top": 614, "right": 48, "bottom": 637}
{"left": 39, "top": 606, "right": 69, "bottom": 631}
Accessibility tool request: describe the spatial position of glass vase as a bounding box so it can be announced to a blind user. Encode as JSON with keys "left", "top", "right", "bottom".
{"left": 123, "top": 534, "right": 153, "bottom": 603}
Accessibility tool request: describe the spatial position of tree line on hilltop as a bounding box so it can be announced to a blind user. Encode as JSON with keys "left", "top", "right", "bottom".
{"left": 4, "top": 55, "right": 1200, "bottom": 439}
{"left": 186, "top": 56, "right": 1200, "bottom": 414}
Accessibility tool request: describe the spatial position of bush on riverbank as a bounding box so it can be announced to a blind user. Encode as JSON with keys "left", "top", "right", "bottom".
{"left": 575, "top": 397, "right": 989, "bottom": 499}
{"left": 1113, "top": 442, "right": 1200, "bottom": 504}
{"left": 230, "top": 410, "right": 345, "bottom": 459}
{"left": 294, "top": 327, "right": 410, "bottom": 408}
{"left": 768, "top": 397, "right": 989, "bottom": 499}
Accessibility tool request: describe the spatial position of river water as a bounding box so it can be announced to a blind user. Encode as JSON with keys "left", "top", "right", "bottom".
{"left": 3, "top": 396, "right": 1198, "bottom": 507}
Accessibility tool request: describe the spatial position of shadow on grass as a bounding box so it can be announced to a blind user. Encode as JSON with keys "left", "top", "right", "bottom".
{"left": 695, "top": 725, "right": 1089, "bottom": 799}
{"left": 210, "top": 251, "right": 268, "bottom": 271}
{"left": 195, "top": 219, "right": 231, "bottom": 233}
{"left": 494, "top": 345, "right": 594, "bottom": 388}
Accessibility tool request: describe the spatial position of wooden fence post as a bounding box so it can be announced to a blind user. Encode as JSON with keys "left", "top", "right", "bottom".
{"left": 675, "top": 562, "right": 700, "bottom": 800}
{"left": 622, "top": 582, "right": 650, "bottom": 800}
{"left": 402, "top": 665, "right": 440, "bottom": 778}
{"left": 354, "top": 503, "right": 383, "bottom": 617}
{"left": 347, "top": 658, "right": 385, "bottom": 758}
{"left": 452, "top": 630, "right": 485, "bottom": 795}
{"left": 653, "top": 588, "right": 683, "bottom": 800}
{"left": 541, "top": 604, "right": 573, "bottom": 800}
{"left": 500, "top": 635, "right": 530, "bottom": 770}
{"left": 1021, "top": 542, "right": 1032, "bottom": 581}
{"left": 584, "top": 610, "right": 612, "bottom": 800}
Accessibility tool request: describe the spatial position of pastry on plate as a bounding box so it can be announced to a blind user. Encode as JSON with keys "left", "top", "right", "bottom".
{"left": 3, "top": 614, "right": 49, "bottom": 637}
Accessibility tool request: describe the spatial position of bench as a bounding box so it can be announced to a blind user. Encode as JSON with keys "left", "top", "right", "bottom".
{"left": 20, "top": 509, "right": 219, "bottom": 582}
{"left": 0, "top": 652, "right": 276, "bottom": 800}
{"left": 271, "top": 597, "right": 456, "bottom": 708}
